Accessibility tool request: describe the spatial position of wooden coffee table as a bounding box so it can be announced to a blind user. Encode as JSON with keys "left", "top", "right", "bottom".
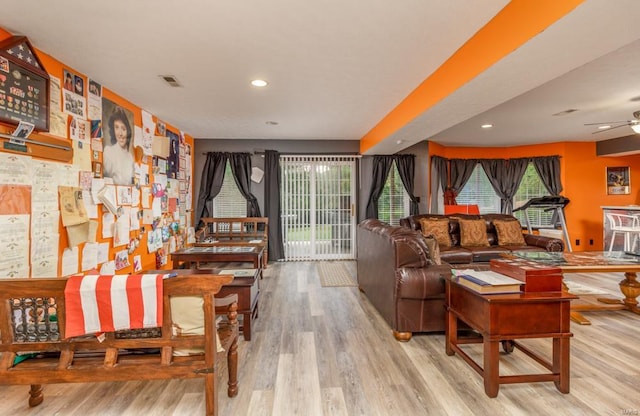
{"left": 445, "top": 276, "right": 576, "bottom": 397}
{"left": 507, "top": 251, "right": 640, "bottom": 324}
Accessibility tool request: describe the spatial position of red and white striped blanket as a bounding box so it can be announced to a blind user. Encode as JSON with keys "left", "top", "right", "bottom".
{"left": 64, "top": 274, "right": 167, "bottom": 338}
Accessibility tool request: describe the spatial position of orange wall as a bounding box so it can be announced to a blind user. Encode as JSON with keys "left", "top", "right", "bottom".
{"left": 0, "top": 28, "right": 194, "bottom": 275}
{"left": 430, "top": 141, "right": 640, "bottom": 251}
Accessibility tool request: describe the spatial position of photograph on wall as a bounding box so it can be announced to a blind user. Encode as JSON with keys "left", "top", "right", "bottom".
{"left": 606, "top": 166, "right": 630, "bottom": 195}
{"left": 88, "top": 78, "right": 102, "bottom": 120}
{"left": 63, "top": 69, "right": 75, "bottom": 91}
{"left": 62, "top": 89, "right": 87, "bottom": 119}
{"left": 102, "top": 98, "right": 135, "bottom": 185}
{"left": 167, "top": 129, "right": 179, "bottom": 179}
{"left": 62, "top": 69, "right": 87, "bottom": 119}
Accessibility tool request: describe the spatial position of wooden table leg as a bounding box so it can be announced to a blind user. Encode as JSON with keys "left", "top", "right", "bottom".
{"left": 445, "top": 308, "right": 457, "bottom": 356}
{"left": 596, "top": 271, "right": 640, "bottom": 314}
{"left": 553, "top": 337, "right": 570, "bottom": 393}
{"left": 483, "top": 339, "right": 500, "bottom": 398}
{"left": 570, "top": 310, "right": 591, "bottom": 325}
{"left": 242, "top": 312, "right": 251, "bottom": 341}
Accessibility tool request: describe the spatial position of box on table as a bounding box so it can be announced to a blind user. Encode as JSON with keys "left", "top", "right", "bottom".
{"left": 489, "top": 258, "right": 563, "bottom": 292}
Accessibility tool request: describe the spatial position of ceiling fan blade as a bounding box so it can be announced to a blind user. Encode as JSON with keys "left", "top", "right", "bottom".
{"left": 591, "top": 124, "right": 631, "bottom": 134}
{"left": 584, "top": 121, "right": 631, "bottom": 126}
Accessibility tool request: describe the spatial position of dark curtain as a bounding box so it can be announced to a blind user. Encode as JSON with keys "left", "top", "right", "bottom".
{"left": 533, "top": 156, "right": 563, "bottom": 195}
{"left": 394, "top": 154, "right": 419, "bottom": 215}
{"left": 195, "top": 152, "right": 227, "bottom": 228}
{"left": 430, "top": 155, "right": 448, "bottom": 213}
{"left": 264, "top": 150, "right": 284, "bottom": 261}
{"left": 365, "top": 155, "right": 394, "bottom": 219}
{"left": 228, "top": 153, "right": 261, "bottom": 217}
{"left": 480, "top": 158, "right": 529, "bottom": 214}
{"left": 449, "top": 158, "right": 478, "bottom": 197}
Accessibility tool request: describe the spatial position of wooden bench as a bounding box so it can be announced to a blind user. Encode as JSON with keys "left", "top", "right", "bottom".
{"left": 196, "top": 217, "right": 269, "bottom": 268}
{"left": 0, "top": 275, "right": 238, "bottom": 416}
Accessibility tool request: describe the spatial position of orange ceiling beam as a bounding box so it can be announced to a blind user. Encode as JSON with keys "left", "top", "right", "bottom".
{"left": 359, "top": 0, "right": 585, "bottom": 153}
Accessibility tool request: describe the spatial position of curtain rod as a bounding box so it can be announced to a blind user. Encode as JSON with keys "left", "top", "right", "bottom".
{"left": 0, "top": 132, "right": 73, "bottom": 152}
{"left": 201, "top": 151, "right": 361, "bottom": 157}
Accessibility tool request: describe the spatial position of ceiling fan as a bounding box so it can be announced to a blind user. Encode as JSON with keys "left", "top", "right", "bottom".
{"left": 585, "top": 110, "right": 640, "bottom": 134}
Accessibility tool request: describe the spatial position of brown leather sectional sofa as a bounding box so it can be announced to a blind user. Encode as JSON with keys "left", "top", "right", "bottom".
{"left": 356, "top": 214, "right": 564, "bottom": 341}
{"left": 400, "top": 213, "right": 564, "bottom": 264}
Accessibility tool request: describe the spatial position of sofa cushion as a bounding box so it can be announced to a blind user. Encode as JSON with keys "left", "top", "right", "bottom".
{"left": 439, "top": 247, "right": 473, "bottom": 264}
{"left": 458, "top": 219, "right": 490, "bottom": 246}
{"left": 418, "top": 218, "right": 451, "bottom": 247}
{"left": 170, "top": 296, "right": 224, "bottom": 356}
{"left": 493, "top": 219, "right": 526, "bottom": 246}
{"left": 466, "top": 246, "right": 511, "bottom": 262}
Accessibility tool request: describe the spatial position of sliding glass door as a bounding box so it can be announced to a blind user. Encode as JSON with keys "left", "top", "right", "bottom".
{"left": 280, "top": 156, "right": 357, "bottom": 261}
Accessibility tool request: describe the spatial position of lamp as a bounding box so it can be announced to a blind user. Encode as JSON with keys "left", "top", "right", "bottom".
{"left": 631, "top": 123, "right": 640, "bottom": 134}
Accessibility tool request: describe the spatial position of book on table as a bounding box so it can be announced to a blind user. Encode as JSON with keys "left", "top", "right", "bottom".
{"left": 219, "top": 269, "right": 257, "bottom": 277}
{"left": 452, "top": 269, "right": 523, "bottom": 294}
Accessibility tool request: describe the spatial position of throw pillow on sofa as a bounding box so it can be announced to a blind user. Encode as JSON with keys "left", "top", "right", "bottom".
{"left": 418, "top": 218, "right": 451, "bottom": 247}
{"left": 458, "top": 219, "right": 490, "bottom": 246}
{"left": 493, "top": 219, "right": 526, "bottom": 246}
{"left": 421, "top": 234, "right": 442, "bottom": 265}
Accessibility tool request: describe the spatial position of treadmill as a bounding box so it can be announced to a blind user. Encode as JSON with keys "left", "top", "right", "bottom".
{"left": 513, "top": 196, "right": 571, "bottom": 252}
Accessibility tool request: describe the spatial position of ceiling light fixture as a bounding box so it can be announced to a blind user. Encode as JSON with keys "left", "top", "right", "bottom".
{"left": 598, "top": 125, "right": 612, "bottom": 130}
{"left": 632, "top": 124, "right": 640, "bottom": 134}
{"left": 553, "top": 109, "right": 579, "bottom": 116}
{"left": 481, "top": 124, "right": 493, "bottom": 129}
{"left": 251, "top": 79, "right": 268, "bottom": 87}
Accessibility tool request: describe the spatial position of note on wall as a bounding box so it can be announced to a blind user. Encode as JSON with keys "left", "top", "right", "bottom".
{"left": 0, "top": 214, "right": 30, "bottom": 277}
{"left": 0, "top": 153, "right": 31, "bottom": 185}
{"left": 61, "top": 247, "right": 79, "bottom": 277}
{"left": 49, "top": 75, "right": 68, "bottom": 138}
{"left": 81, "top": 242, "right": 98, "bottom": 271}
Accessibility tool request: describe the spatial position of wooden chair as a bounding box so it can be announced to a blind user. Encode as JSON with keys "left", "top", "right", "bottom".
{"left": 196, "top": 217, "right": 269, "bottom": 268}
{"left": 606, "top": 212, "right": 640, "bottom": 252}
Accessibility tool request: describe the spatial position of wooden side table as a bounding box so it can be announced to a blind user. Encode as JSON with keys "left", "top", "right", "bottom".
{"left": 445, "top": 277, "right": 576, "bottom": 397}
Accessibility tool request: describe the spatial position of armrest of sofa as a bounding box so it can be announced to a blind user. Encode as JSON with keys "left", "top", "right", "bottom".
{"left": 523, "top": 233, "right": 564, "bottom": 252}
{"left": 396, "top": 265, "right": 452, "bottom": 300}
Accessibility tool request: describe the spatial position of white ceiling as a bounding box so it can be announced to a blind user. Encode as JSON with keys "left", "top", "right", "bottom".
{"left": 3, "top": 0, "right": 640, "bottom": 154}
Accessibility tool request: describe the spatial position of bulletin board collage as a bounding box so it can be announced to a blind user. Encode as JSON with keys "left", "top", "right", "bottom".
{"left": 0, "top": 34, "right": 195, "bottom": 278}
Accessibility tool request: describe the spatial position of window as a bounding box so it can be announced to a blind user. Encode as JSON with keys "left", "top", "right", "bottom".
{"left": 456, "top": 164, "right": 501, "bottom": 213}
{"left": 212, "top": 161, "right": 246, "bottom": 218}
{"left": 513, "top": 163, "right": 551, "bottom": 227}
{"left": 378, "top": 162, "right": 409, "bottom": 225}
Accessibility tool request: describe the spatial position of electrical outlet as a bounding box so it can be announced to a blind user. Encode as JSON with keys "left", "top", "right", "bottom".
{"left": 589, "top": 239, "right": 594, "bottom": 245}
{"left": 575, "top": 239, "right": 580, "bottom": 246}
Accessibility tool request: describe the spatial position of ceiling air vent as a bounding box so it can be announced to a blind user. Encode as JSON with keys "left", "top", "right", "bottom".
{"left": 160, "top": 75, "right": 182, "bottom": 87}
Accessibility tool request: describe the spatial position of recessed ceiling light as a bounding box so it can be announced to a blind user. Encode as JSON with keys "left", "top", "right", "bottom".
{"left": 251, "top": 79, "right": 268, "bottom": 87}
{"left": 481, "top": 124, "right": 493, "bottom": 129}
{"left": 598, "top": 125, "right": 612, "bottom": 130}
{"left": 265, "top": 121, "right": 278, "bottom": 125}
{"left": 396, "top": 140, "right": 403, "bottom": 145}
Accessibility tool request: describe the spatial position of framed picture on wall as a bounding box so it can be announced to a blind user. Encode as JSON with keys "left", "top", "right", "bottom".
{"left": 606, "top": 166, "right": 630, "bottom": 195}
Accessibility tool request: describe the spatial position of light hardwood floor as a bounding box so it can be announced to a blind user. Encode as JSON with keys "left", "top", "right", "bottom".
{"left": 2, "top": 262, "right": 640, "bottom": 415}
